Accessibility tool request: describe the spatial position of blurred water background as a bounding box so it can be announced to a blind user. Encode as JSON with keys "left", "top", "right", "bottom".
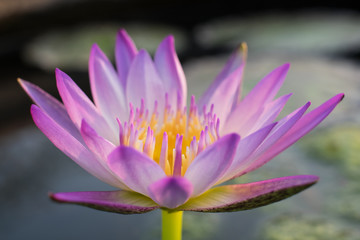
{"left": 1, "top": 1, "right": 360, "bottom": 239}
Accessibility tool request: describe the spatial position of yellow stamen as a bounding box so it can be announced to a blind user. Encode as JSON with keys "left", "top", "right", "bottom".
{"left": 119, "top": 97, "right": 220, "bottom": 176}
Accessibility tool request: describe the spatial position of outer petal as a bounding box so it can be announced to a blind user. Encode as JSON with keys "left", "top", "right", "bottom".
{"left": 89, "top": 44, "right": 128, "bottom": 124}
{"left": 126, "top": 50, "right": 165, "bottom": 112}
{"left": 224, "top": 63, "right": 290, "bottom": 135}
{"left": 50, "top": 190, "right": 158, "bottom": 214}
{"left": 229, "top": 102, "right": 311, "bottom": 180}
{"left": 80, "top": 120, "right": 129, "bottom": 190}
{"left": 204, "top": 66, "right": 244, "bottom": 130}
{"left": 198, "top": 43, "right": 247, "bottom": 110}
{"left": 242, "top": 94, "right": 344, "bottom": 175}
{"left": 155, "top": 35, "right": 187, "bottom": 109}
{"left": 31, "top": 105, "right": 126, "bottom": 189}
{"left": 148, "top": 177, "right": 193, "bottom": 209}
{"left": 244, "top": 93, "right": 292, "bottom": 135}
{"left": 56, "top": 69, "right": 117, "bottom": 143}
{"left": 115, "top": 29, "right": 138, "bottom": 87}
{"left": 217, "top": 123, "right": 276, "bottom": 184}
{"left": 108, "top": 146, "right": 166, "bottom": 196}
{"left": 184, "top": 134, "right": 240, "bottom": 197}
{"left": 254, "top": 102, "right": 311, "bottom": 155}
{"left": 18, "top": 79, "right": 83, "bottom": 142}
{"left": 179, "top": 175, "right": 318, "bottom": 212}
{"left": 80, "top": 120, "right": 116, "bottom": 161}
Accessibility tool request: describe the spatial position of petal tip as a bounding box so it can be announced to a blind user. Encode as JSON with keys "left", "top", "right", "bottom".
{"left": 49, "top": 192, "right": 64, "bottom": 203}
{"left": 117, "top": 28, "right": 129, "bottom": 38}
{"left": 302, "top": 174, "right": 319, "bottom": 184}
{"left": 30, "top": 104, "right": 39, "bottom": 114}
{"left": 338, "top": 93, "right": 345, "bottom": 101}
{"left": 17, "top": 78, "right": 31, "bottom": 91}
{"left": 90, "top": 43, "right": 106, "bottom": 61}
{"left": 17, "top": 78, "right": 25, "bottom": 85}
{"left": 90, "top": 43, "right": 100, "bottom": 53}
{"left": 148, "top": 177, "right": 193, "bottom": 209}
{"left": 283, "top": 62, "right": 291, "bottom": 69}
{"left": 163, "top": 35, "right": 175, "bottom": 45}
{"left": 55, "top": 68, "right": 66, "bottom": 81}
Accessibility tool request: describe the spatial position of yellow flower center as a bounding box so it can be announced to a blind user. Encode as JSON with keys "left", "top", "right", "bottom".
{"left": 118, "top": 96, "right": 220, "bottom": 176}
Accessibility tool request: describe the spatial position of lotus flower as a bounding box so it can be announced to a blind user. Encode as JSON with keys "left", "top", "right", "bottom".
{"left": 19, "top": 29, "right": 343, "bottom": 215}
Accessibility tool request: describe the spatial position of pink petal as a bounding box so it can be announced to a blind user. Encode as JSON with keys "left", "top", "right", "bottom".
{"left": 80, "top": 120, "right": 116, "bottom": 163}
{"left": 89, "top": 44, "right": 128, "bottom": 125}
{"left": 115, "top": 29, "right": 138, "bottom": 87}
{"left": 50, "top": 190, "right": 158, "bottom": 214}
{"left": 244, "top": 94, "right": 344, "bottom": 175}
{"left": 18, "top": 79, "right": 83, "bottom": 142}
{"left": 184, "top": 133, "right": 240, "bottom": 196}
{"left": 205, "top": 66, "right": 245, "bottom": 130}
{"left": 224, "top": 63, "right": 290, "bottom": 135}
{"left": 108, "top": 146, "right": 166, "bottom": 196}
{"left": 255, "top": 102, "right": 311, "bottom": 154}
{"left": 155, "top": 35, "right": 187, "bottom": 109}
{"left": 179, "top": 175, "right": 318, "bottom": 212}
{"left": 80, "top": 121, "right": 130, "bottom": 191}
{"left": 217, "top": 123, "right": 276, "bottom": 184}
{"left": 148, "top": 177, "right": 193, "bottom": 209}
{"left": 244, "top": 93, "right": 292, "bottom": 135}
{"left": 31, "top": 105, "right": 126, "bottom": 189}
{"left": 198, "top": 44, "right": 247, "bottom": 110}
{"left": 56, "top": 68, "right": 117, "bottom": 143}
{"left": 126, "top": 50, "right": 165, "bottom": 112}
{"left": 231, "top": 102, "right": 311, "bottom": 179}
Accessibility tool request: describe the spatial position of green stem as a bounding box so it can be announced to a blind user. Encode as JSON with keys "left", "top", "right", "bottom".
{"left": 162, "top": 210, "right": 183, "bottom": 240}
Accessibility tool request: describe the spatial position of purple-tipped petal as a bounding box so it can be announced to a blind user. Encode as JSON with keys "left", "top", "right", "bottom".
{"left": 244, "top": 94, "right": 344, "bottom": 175}
{"left": 224, "top": 63, "right": 290, "bottom": 135}
{"left": 56, "top": 69, "right": 117, "bottom": 143}
{"left": 244, "top": 93, "right": 292, "bottom": 135}
{"left": 80, "top": 120, "right": 116, "bottom": 163}
{"left": 126, "top": 50, "right": 165, "bottom": 112}
{"left": 255, "top": 102, "right": 311, "bottom": 154}
{"left": 155, "top": 35, "right": 187, "bottom": 109}
{"left": 50, "top": 190, "right": 158, "bottom": 214}
{"left": 31, "top": 105, "right": 126, "bottom": 189}
{"left": 18, "top": 79, "right": 83, "bottom": 142}
{"left": 198, "top": 43, "right": 247, "bottom": 110}
{"left": 230, "top": 102, "right": 311, "bottom": 179}
{"left": 242, "top": 63, "right": 290, "bottom": 106}
{"left": 217, "top": 123, "right": 276, "bottom": 184}
{"left": 148, "top": 177, "right": 193, "bottom": 209}
{"left": 89, "top": 44, "right": 128, "bottom": 124}
{"left": 204, "top": 66, "right": 245, "bottom": 130}
{"left": 179, "top": 175, "right": 318, "bottom": 212}
{"left": 184, "top": 134, "right": 240, "bottom": 196}
{"left": 115, "top": 29, "right": 138, "bottom": 87}
{"left": 108, "top": 146, "right": 166, "bottom": 196}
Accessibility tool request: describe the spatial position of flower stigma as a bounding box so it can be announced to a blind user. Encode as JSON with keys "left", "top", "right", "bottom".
{"left": 117, "top": 94, "right": 220, "bottom": 176}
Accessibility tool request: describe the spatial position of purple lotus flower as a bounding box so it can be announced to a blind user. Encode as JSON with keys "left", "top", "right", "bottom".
{"left": 19, "top": 29, "right": 343, "bottom": 214}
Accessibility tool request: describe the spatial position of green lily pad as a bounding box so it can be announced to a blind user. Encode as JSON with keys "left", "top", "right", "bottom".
{"left": 326, "top": 181, "right": 360, "bottom": 221}
{"left": 302, "top": 125, "right": 360, "bottom": 179}
{"left": 260, "top": 213, "right": 360, "bottom": 240}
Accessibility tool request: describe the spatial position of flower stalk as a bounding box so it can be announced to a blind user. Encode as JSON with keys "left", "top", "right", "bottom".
{"left": 162, "top": 210, "right": 183, "bottom": 240}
